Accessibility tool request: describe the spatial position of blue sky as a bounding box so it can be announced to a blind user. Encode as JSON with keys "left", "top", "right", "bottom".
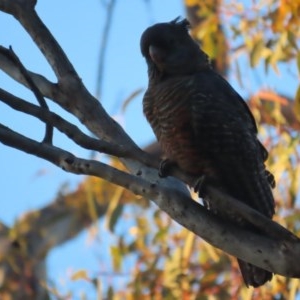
{"left": 0, "top": 0, "right": 185, "bottom": 298}
{"left": 0, "top": 0, "right": 299, "bottom": 298}
{"left": 0, "top": 0, "right": 186, "bottom": 223}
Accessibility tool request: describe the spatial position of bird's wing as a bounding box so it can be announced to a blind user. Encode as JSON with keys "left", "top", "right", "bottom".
{"left": 190, "top": 70, "right": 275, "bottom": 218}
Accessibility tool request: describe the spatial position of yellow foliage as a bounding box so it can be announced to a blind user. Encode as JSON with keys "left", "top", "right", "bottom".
{"left": 185, "top": 0, "right": 199, "bottom": 6}
{"left": 47, "top": 1, "right": 300, "bottom": 298}
{"left": 295, "top": 86, "right": 300, "bottom": 122}
{"left": 71, "top": 269, "right": 89, "bottom": 281}
{"left": 272, "top": 0, "right": 300, "bottom": 32}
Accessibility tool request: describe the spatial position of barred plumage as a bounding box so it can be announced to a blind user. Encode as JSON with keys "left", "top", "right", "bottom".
{"left": 141, "top": 18, "right": 275, "bottom": 287}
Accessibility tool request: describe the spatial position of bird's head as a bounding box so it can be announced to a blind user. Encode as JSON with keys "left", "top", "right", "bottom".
{"left": 140, "top": 17, "right": 210, "bottom": 79}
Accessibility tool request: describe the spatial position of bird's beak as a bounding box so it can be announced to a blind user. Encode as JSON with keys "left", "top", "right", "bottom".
{"left": 149, "top": 45, "right": 166, "bottom": 65}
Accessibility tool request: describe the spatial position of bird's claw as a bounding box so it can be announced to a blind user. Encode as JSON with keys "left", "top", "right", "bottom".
{"left": 158, "top": 159, "right": 176, "bottom": 178}
{"left": 194, "top": 175, "right": 207, "bottom": 197}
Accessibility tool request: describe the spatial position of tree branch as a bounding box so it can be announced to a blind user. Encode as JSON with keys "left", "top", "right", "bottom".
{"left": 1, "top": 86, "right": 296, "bottom": 245}
{"left": 0, "top": 0, "right": 300, "bottom": 282}
{"left": 0, "top": 50, "right": 59, "bottom": 99}
{"left": 0, "top": 123, "right": 300, "bottom": 277}
{"left": 0, "top": 46, "right": 53, "bottom": 143}
{"left": 1, "top": 1, "right": 138, "bottom": 153}
{"left": 0, "top": 88, "right": 135, "bottom": 159}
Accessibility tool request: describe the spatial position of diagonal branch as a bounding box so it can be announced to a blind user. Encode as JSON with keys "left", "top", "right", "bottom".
{"left": 1, "top": 0, "right": 300, "bottom": 282}
{"left": 1, "top": 1, "right": 135, "bottom": 152}
{"left": 0, "top": 123, "right": 300, "bottom": 277}
{"left": 0, "top": 50, "right": 59, "bottom": 99}
{"left": 0, "top": 88, "right": 136, "bottom": 158}
{"left": 0, "top": 0, "right": 78, "bottom": 82}
{"left": 0, "top": 46, "right": 157, "bottom": 166}
{"left": 0, "top": 46, "right": 53, "bottom": 143}
{"left": 0, "top": 87, "right": 297, "bottom": 245}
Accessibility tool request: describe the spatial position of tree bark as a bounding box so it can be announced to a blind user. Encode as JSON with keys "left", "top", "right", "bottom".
{"left": 0, "top": 1, "right": 299, "bottom": 298}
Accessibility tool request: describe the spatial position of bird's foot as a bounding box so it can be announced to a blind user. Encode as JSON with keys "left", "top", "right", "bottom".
{"left": 158, "top": 159, "right": 176, "bottom": 178}
{"left": 194, "top": 175, "right": 207, "bottom": 197}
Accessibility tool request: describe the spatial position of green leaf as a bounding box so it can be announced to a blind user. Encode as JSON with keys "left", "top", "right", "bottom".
{"left": 297, "top": 52, "right": 300, "bottom": 75}
{"left": 250, "top": 37, "right": 264, "bottom": 67}
{"left": 107, "top": 286, "right": 114, "bottom": 300}
{"left": 110, "top": 246, "right": 122, "bottom": 271}
{"left": 287, "top": 30, "right": 298, "bottom": 50}
{"left": 108, "top": 203, "right": 124, "bottom": 233}
{"left": 105, "top": 186, "right": 123, "bottom": 232}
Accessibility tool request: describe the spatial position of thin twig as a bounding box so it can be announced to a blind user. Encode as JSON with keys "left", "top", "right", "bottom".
{"left": 0, "top": 50, "right": 59, "bottom": 99}
{"left": 0, "top": 46, "right": 53, "bottom": 143}
{"left": 95, "top": 0, "right": 117, "bottom": 100}
{"left": 0, "top": 88, "right": 133, "bottom": 158}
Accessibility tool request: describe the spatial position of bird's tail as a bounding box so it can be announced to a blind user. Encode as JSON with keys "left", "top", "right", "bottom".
{"left": 237, "top": 259, "right": 272, "bottom": 287}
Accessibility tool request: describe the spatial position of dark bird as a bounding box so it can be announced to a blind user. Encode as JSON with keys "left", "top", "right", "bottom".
{"left": 140, "top": 18, "right": 275, "bottom": 287}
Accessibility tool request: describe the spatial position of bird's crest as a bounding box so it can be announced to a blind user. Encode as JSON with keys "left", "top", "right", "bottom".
{"left": 170, "top": 17, "right": 190, "bottom": 32}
